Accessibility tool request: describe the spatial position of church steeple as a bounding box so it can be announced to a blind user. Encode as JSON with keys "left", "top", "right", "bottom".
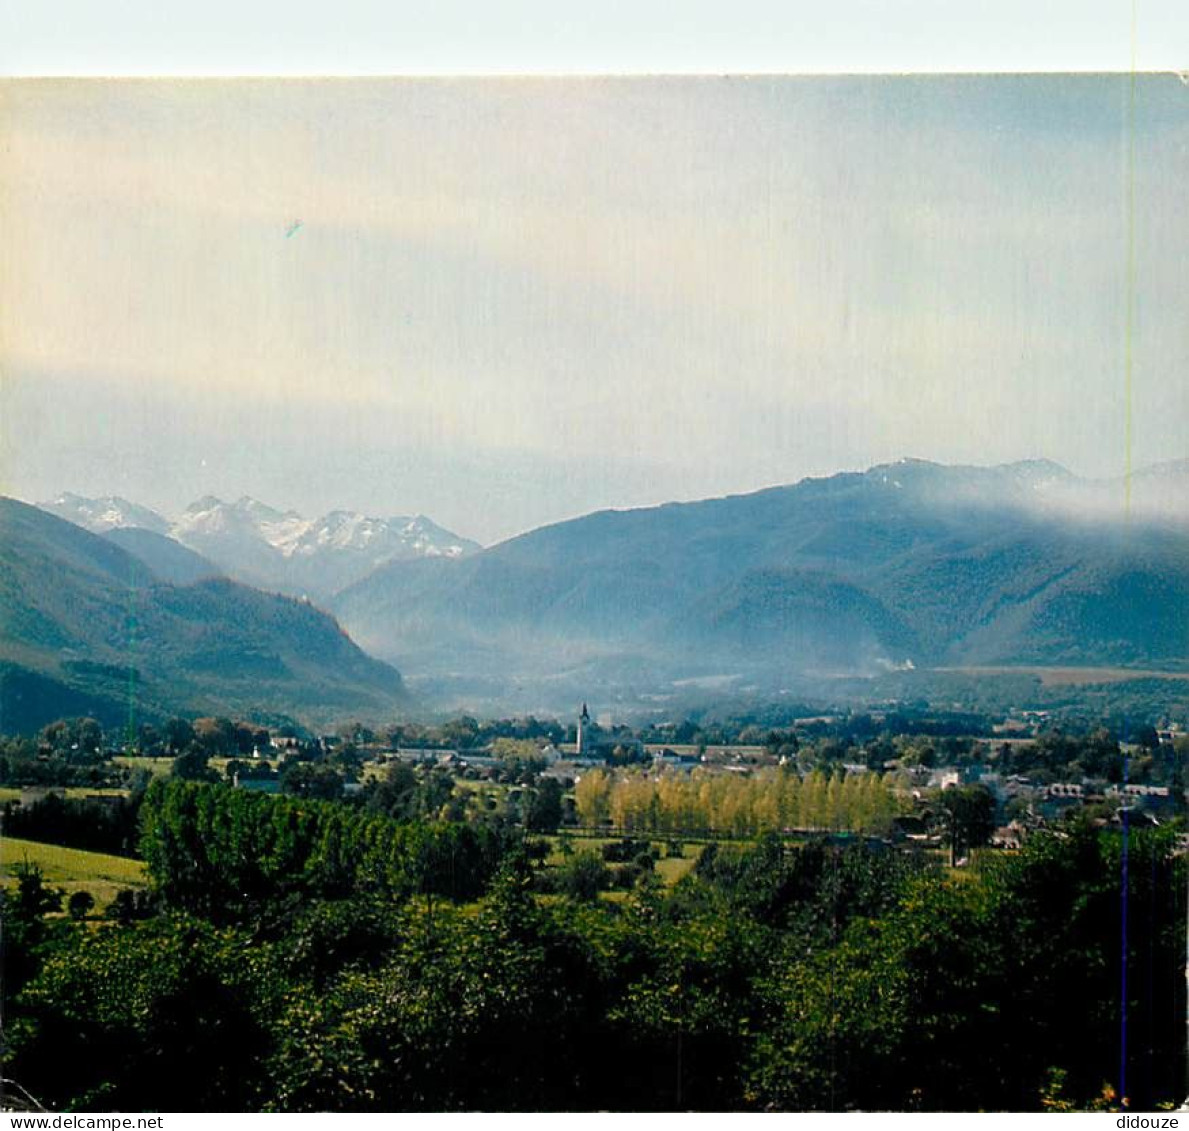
{"left": 577, "top": 703, "right": 590, "bottom": 756}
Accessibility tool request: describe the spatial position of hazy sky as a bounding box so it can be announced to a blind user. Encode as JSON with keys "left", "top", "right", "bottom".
{"left": 2, "top": 76, "right": 1186, "bottom": 543}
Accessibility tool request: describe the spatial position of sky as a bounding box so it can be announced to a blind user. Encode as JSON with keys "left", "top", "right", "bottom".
{"left": 2, "top": 74, "right": 1187, "bottom": 544}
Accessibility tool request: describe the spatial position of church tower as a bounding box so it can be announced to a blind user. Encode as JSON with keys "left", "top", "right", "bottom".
{"left": 577, "top": 703, "right": 590, "bottom": 757}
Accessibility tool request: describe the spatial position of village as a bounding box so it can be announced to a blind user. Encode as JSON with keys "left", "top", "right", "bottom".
{"left": 137, "top": 702, "right": 1189, "bottom": 855}
{"left": 6, "top": 700, "right": 1185, "bottom": 880}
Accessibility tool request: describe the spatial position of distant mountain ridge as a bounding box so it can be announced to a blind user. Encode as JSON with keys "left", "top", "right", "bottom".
{"left": 0, "top": 498, "right": 409, "bottom": 733}
{"left": 27, "top": 460, "right": 1189, "bottom": 716}
{"left": 40, "top": 493, "right": 481, "bottom": 599}
{"left": 44, "top": 492, "right": 171, "bottom": 535}
{"left": 330, "top": 458, "right": 1189, "bottom": 708}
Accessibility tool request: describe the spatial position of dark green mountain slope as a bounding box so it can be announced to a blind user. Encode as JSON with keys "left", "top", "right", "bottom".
{"left": 0, "top": 498, "right": 408, "bottom": 733}
{"left": 103, "top": 527, "right": 223, "bottom": 586}
{"left": 332, "top": 461, "right": 1189, "bottom": 695}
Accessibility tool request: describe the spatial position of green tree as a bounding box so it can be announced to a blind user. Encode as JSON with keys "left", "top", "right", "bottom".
{"left": 281, "top": 761, "right": 344, "bottom": 800}
{"left": 526, "top": 778, "right": 564, "bottom": 833}
{"left": 193, "top": 716, "right": 236, "bottom": 755}
{"left": 136, "top": 722, "right": 163, "bottom": 755}
{"left": 556, "top": 850, "right": 609, "bottom": 902}
{"left": 938, "top": 785, "right": 996, "bottom": 866}
{"left": 366, "top": 761, "right": 419, "bottom": 818}
{"left": 171, "top": 746, "right": 217, "bottom": 782}
{"left": 11, "top": 860, "right": 64, "bottom": 920}
{"left": 10, "top": 915, "right": 280, "bottom": 1111}
{"left": 414, "top": 768, "right": 455, "bottom": 819}
{"left": 163, "top": 717, "right": 195, "bottom": 753}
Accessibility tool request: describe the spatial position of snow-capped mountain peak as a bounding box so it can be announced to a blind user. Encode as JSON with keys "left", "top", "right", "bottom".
{"left": 281, "top": 510, "right": 477, "bottom": 561}
{"left": 37, "top": 492, "right": 480, "bottom": 598}
{"left": 41, "top": 493, "right": 170, "bottom": 535}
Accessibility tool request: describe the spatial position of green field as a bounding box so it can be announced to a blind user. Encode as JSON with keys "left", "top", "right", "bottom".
{"left": 112, "top": 755, "right": 174, "bottom": 778}
{"left": 545, "top": 835, "right": 706, "bottom": 888}
{"left": 1, "top": 787, "right": 130, "bottom": 803}
{"left": 1, "top": 836, "right": 148, "bottom": 911}
{"left": 654, "top": 851, "right": 702, "bottom": 885}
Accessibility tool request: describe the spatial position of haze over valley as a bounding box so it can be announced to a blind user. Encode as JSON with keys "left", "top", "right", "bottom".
{"left": 331, "top": 457, "right": 1189, "bottom": 711}
{"left": 5, "top": 455, "right": 1186, "bottom": 730}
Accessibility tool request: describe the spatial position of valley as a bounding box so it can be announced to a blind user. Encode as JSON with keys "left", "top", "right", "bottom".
{"left": 10, "top": 457, "right": 1188, "bottom": 729}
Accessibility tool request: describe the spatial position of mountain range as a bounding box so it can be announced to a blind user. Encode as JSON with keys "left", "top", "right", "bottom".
{"left": 40, "top": 493, "right": 481, "bottom": 599}
{"left": 328, "top": 459, "right": 1189, "bottom": 708}
{"left": 17, "top": 459, "right": 1189, "bottom": 720}
{"left": 0, "top": 498, "right": 409, "bottom": 734}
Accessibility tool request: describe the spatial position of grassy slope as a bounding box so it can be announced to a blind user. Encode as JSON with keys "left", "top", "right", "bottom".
{"left": 1, "top": 836, "right": 148, "bottom": 909}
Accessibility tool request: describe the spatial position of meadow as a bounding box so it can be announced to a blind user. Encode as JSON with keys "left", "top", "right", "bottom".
{"left": 1, "top": 836, "right": 148, "bottom": 910}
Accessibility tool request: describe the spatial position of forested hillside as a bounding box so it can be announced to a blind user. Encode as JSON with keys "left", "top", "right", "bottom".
{"left": 0, "top": 498, "right": 408, "bottom": 732}
{"left": 333, "top": 460, "right": 1189, "bottom": 707}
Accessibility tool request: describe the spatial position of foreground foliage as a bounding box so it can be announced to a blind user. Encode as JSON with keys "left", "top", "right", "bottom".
{"left": 4, "top": 782, "right": 1184, "bottom": 1112}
